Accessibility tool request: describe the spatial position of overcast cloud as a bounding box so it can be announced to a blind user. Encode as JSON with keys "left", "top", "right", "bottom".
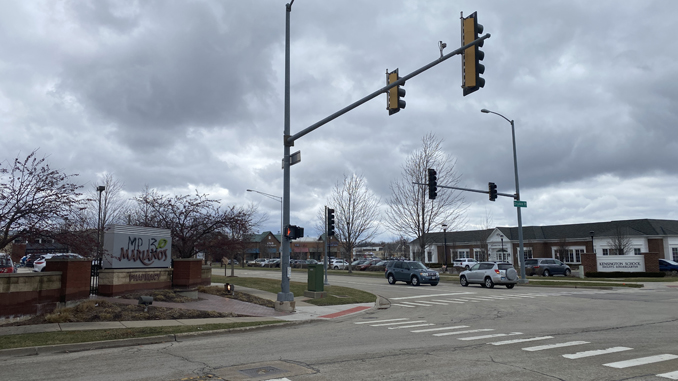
{"left": 2, "top": 0, "right": 677, "bottom": 240}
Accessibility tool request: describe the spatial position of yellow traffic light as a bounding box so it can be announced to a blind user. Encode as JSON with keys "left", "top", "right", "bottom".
{"left": 462, "top": 12, "right": 485, "bottom": 96}
{"left": 387, "top": 69, "right": 406, "bottom": 115}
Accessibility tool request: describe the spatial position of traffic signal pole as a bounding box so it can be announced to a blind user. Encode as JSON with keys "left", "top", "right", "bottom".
{"left": 280, "top": 2, "right": 489, "bottom": 311}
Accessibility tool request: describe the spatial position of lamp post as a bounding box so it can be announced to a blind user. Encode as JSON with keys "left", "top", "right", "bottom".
{"left": 590, "top": 231, "right": 595, "bottom": 254}
{"left": 481, "top": 108, "right": 527, "bottom": 283}
{"left": 442, "top": 223, "right": 448, "bottom": 272}
{"left": 96, "top": 186, "right": 105, "bottom": 262}
{"left": 247, "top": 189, "right": 283, "bottom": 259}
{"left": 500, "top": 234, "right": 504, "bottom": 261}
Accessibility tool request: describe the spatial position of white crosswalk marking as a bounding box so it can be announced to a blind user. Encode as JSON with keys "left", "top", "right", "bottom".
{"left": 490, "top": 336, "right": 553, "bottom": 346}
{"left": 603, "top": 354, "right": 678, "bottom": 369}
{"left": 411, "top": 325, "right": 469, "bottom": 333}
{"left": 432, "top": 299, "right": 465, "bottom": 304}
{"left": 388, "top": 323, "right": 435, "bottom": 330}
{"left": 354, "top": 318, "right": 407, "bottom": 325}
{"left": 399, "top": 301, "right": 435, "bottom": 307}
{"left": 657, "top": 370, "right": 678, "bottom": 379}
{"left": 563, "top": 347, "right": 633, "bottom": 359}
{"left": 459, "top": 332, "right": 522, "bottom": 341}
{"left": 391, "top": 303, "right": 416, "bottom": 308}
{"left": 390, "top": 292, "right": 475, "bottom": 300}
{"left": 523, "top": 341, "right": 590, "bottom": 351}
{"left": 433, "top": 328, "right": 494, "bottom": 337}
{"left": 371, "top": 320, "right": 427, "bottom": 327}
{"left": 414, "top": 300, "right": 449, "bottom": 305}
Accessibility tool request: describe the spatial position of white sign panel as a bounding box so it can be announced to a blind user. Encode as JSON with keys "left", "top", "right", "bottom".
{"left": 103, "top": 225, "right": 172, "bottom": 269}
{"left": 596, "top": 255, "right": 645, "bottom": 272}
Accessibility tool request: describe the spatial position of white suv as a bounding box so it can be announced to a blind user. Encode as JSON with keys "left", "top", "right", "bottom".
{"left": 328, "top": 259, "right": 348, "bottom": 270}
{"left": 452, "top": 257, "right": 478, "bottom": 270}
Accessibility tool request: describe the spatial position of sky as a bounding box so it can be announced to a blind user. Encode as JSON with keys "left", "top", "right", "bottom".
{"left": 2, "top": 0, "right": 678, "bottom": 242}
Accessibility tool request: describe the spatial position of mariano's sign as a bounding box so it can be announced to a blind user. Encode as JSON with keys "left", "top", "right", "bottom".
{"left": 103, "top": 225, "right": 172, "bottom": 269}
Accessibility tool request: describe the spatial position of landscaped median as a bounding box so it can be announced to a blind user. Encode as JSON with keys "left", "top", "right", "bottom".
{"left": 211, "top": 275, "right": 377, "bottom": 306}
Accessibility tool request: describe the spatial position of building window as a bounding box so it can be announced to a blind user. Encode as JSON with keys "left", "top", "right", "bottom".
{"left": 523, "top": 248, "right": 533, "bottom": 260}
{"left": 473, "top": 249, "right": 485, "bottom": 261}
{"left": 603, "top": 249, "right": 609, "bottom": 256}
{"left": 672, "top": 248, "right": 678, "bottom": 262}
{"left": 456, "top": 250, "right": 469, "bottom": 259}
{"left": 633, "top": 248, "right": 641, "bottom": 255}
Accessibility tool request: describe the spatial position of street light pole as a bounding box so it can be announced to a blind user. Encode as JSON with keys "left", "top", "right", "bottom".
{"left": 481, "top": 108, "right": 527, "bottom": 283}
{"left": 96, "top": 186, "right": 106, "bottom": 262}
{"left": 246, "top": 189, "right": 283, "bottom": 259}
{"left": 442, "top": 223, "right": 448, "bottom": 273}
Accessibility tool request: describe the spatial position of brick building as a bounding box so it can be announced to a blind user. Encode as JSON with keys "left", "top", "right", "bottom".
{"left": 411, "top": 219, "right": 678, "bottom": 266}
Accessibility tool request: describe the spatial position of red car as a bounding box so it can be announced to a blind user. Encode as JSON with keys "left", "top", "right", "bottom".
{"left": 0, "top": 255, "right": 16, "bottom": 273}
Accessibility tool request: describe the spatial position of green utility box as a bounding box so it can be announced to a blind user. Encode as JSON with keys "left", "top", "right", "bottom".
{"left": 307, "top": 264, "right": 325, "bottom": 292}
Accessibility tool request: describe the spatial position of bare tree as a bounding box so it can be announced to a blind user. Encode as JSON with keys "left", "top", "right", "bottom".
{"left": 384, "top": 133, "right": 466, "bottom": 260}
{"left": 608, "top": 225, "right": 633, "bottom": 255}
{"left": 131, "top": 189, "right": 254, "bottom": 259}
{"left": 328, "top": 174, "right": 380, "bottom": 273}
{"left": 0, "top": 150, "right": 85, "bottom": 252}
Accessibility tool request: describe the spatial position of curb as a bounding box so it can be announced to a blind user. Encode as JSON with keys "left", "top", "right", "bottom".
{"left": 0, "top": 320, "right": 311, "bottom": 357}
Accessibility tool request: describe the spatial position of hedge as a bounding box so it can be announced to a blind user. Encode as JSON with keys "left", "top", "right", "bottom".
{"left": 584, "top": 271, "right": 665, "bottom": 278}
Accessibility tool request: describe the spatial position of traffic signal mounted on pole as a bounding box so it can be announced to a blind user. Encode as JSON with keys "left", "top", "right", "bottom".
{"left": 327, "top": 208, "right": 335, "bottom": 236}
{"left": 461, "top": 11, "right": 485, "bottom": 96}
{"left": 387, "top": 69, "right": 406, "bottom": 115}
{"left": 428, "top": 168, "right": 438, "bottom": 200}
{"left": 284, "top": 225, "right": 304, "bottom": 240}
{"left": 488, "top": 182, "right": 497, "bottom": 201}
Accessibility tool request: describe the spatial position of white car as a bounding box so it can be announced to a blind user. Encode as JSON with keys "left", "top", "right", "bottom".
{"left": 452, "top": 258, "right": 478, "bottom": 270}
{"left": 328, "top": 259, "right": 349, "bottom": 270}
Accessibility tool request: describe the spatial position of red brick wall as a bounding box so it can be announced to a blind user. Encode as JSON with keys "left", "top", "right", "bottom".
{"left": 643, "top": 252, "right": 660, "bottom": 272}
{"left": 0, "top": 273, "right": 61, "bottom": 317}
{"left": 581, "top": 253, "right": 597, "bottom": 275}
{"left": 45, "top": 258, "right": 91, "bottom": 302}
{"left": 172, "top": 259, "right": 203, "bottom": 288}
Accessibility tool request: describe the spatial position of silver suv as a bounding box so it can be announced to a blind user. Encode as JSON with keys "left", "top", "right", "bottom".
{"left": 459, "top": 262, "right": 518, "bottom": 289}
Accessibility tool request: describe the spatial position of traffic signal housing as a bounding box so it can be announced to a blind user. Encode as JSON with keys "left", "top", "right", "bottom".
{"left": 387, "top": 69, "right": 406, "bottom": 115}
{"left": 462, "top": 12, "right": 485, "bottom": 96}
{"left": 488, "top": 182, "right": 497, "bottom": 201}
{"left": 327, "top": 208, "right": 335, "bottom": 236}
{"left": 428, "top": 168, "right": 438, "bottom": 200}
{"left": 284, "top": 225, "right": 304, "bottom": 240}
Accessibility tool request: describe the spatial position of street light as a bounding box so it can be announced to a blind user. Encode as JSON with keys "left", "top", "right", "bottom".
{"left": 246, "top": 189, "right": 283, "bottom": 260}
{"left": 481, "top": 108, "right": 527, "bottom": 283}
{"left": 590, "top": 231, "right": 595, "bottom": 254}
{"left": 96, "top": 185, "right": 105, "bottom": 257}
{"left": 499, "top": 234, "right": 504, "bottom": 260}
{"left": 442, "top": 223, "right": 448, "bottom": 272}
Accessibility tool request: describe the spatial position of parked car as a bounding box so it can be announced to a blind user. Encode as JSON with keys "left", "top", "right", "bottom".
{"left": 247, "top": 258, "right": 267, "bottom": 267}
{"left": 659, "top": 259, "right": 678, "bottom": 274}
{"left": 452, "top": 257, "right": 478, "bottom": 270}
{"left": 25, "top": 254, "right": 41, "bottom": 268}
{"left": 0, "top": 254, "right": 16, "bottom": 274}
{"left": 357, "top": 259, "right": 381, "bottom": 271}
{"left": 459, "top": 262, "right": 518, "bottom": 289}
{"left": 385, "top": 260, "right": 439, "bottom": 286}
{"left": 263, "top": 258, "right": 281, "bottom": 267}
{"left": 328, "top": 259, "right": 349, "bottom": 270}
{"left": 33, "top": 253, "right": 85, "bottom": 272}
{"left": 525, "top": 258, "right": 571, "bottom": 277}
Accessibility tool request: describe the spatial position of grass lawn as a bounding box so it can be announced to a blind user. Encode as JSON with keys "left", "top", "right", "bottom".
{"left": 212, "top": 275, "right": 376, "bottom": 306}
{"left": 0, "top": 321, "right": 285, "bottom": 351}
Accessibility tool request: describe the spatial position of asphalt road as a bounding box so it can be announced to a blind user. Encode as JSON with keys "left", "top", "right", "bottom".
{"left": 2, "top": 269, "right": 678, "bottom": 381}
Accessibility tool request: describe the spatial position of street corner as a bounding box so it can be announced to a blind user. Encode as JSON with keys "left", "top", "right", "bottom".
{"left": 317, "top": 304, "right": 372, "bottom": 319}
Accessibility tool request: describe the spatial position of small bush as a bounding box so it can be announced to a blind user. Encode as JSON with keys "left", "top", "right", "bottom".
{"left": 584, "top": 271, "right": 665, "bottom": 278}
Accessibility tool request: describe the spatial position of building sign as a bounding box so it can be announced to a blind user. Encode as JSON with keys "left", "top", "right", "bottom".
{"left": 103, "top": 225, "right": 172, "bottom": 269}
{"left": 596, "top": 255, "right": 645, "bottom": 272}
